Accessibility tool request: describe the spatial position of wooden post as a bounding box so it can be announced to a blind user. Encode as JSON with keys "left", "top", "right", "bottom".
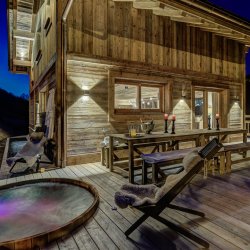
{"left": 109, "top": 136, "right": 114, "bottom": 172}
{"left": 56, "top": 0, "right": 75, "bottom": 167}
{"left": 225, "top": 151, "right": 232, "bottom": 173}
{"left": 101, "top": 147, "right": 105, "bottom": 166}
{"left": 128, "top": 141, "right": 135, "bottom": 184}
{"left": 219, "top": 153, "right": 225, "bottom": 175}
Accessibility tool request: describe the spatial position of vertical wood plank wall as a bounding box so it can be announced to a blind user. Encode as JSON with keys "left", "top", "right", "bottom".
{"left": 31, "top": 0, "right": 56, "bottom": 85}
{"left": 29, "top": 0, "right": 57, "bottom": 130}
{"left": 66, "top": 63, "right": 109, "bottom": 162}
{"left": 67, "top": 0, "right": 245, "bottom": 81}
{"left": 65, "top": 0, "right": 245, "bottom": 163}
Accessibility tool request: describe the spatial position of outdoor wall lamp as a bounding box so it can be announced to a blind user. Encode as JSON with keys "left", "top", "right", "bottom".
{"left": 232, "top": 95, "right": 240, "bottom": 105}
{"left": 83, "top": 90, "right": 90, "bottom": 96}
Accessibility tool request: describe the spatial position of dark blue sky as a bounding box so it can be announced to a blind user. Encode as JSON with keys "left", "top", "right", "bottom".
{"left": 0, "top": 0, "right": 249, "bottom": 97}
{"left": 0, "top": 0, "right": 29, "bottom": 96}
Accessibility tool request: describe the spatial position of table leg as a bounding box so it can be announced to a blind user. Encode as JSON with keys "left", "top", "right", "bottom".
{"left": 243, "top": 131, "right": 247, "bottom": 143}
{"left": 152, "top": 163, "right": 157, "bottom": 184}
{"left": 199, "top": 135, "right": 205, "bottom": 146}
{"left": 142, "top": 161, "right": 147, "bottom": 185}
{"left": 101, "top": 147, "right": 105, "bottom": 166}
{"left": 109, "top": 136, "right": 114, "bottom": 172}
{"left": 225, "top": 151, "right": 231, "bottom": 173}
{"left": 219, "top": 153, "right": 225, "bottom": 175}
{"left": 195, "top": 137, "right": 200, "bottom": 147}
{"left": 161, "top": 142, "right": 166, "bottom": 152}
{"left": 128, "top": 141, "right": 134, "bottom": 183}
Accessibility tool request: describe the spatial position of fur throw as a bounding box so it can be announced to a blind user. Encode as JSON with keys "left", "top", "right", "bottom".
{"left": 114, "top": 149, "right": 203, "bottom": 208}
{"left": 114, "top": 183, "right": 159, "bottom": 208}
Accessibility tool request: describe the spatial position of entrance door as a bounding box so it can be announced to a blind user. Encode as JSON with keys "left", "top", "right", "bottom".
{"left": 194, "top": 89, "right": 220, "bottom": 129}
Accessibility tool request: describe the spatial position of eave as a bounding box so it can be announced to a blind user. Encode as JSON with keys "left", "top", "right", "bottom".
{"left": 113, "top": 0, "right": 250, "bottom": 46}
{"left": 7, "top": 0, "right": 36, "bottom": 74}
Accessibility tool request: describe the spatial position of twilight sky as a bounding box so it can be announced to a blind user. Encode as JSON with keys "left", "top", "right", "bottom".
{"left": 0, "top": 0, "right": 29, "bottom": 96}
{"left": 0, "top": 0, "right": 249, "bottom": 96}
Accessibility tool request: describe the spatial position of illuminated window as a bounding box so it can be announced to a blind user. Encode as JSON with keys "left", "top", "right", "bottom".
{"left": 115, "top": 81, "right": 163, "bottom": 113}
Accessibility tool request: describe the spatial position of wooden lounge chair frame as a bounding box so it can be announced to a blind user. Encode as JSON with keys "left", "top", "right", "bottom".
{"left": 125, "top": 138, "right": 222, "bottom": 248}
{"left": 9, "top": 139, "right": 55, "bottom": 176}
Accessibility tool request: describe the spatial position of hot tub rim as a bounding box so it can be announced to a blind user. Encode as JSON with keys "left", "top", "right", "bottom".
{"left": 0, "top": 177, "right": 99, "bottom": 249}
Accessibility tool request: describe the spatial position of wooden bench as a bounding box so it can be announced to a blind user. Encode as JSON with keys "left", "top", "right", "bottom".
{"left": 101, "top": 143, "right": 128, "bottom": 167}
{"left": 141, "top": 147, "right": 201, "bottom": 184}
{"left": 101, "top": 141, "right": 169, "bottom": 168}
{"left": 219, "top": 142, "right": 250, "bottom": 173}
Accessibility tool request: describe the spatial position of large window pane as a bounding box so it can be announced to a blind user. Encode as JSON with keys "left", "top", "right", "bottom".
{"left": 141, "top": 86, "right": 160, "bottom": 109}
{"left": 115, "top": 84, "right": 139, "bottom": 109}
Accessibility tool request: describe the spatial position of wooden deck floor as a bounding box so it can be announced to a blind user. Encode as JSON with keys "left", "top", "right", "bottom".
{"left": 0, "top": 162, "right": 250, "bottom": 249}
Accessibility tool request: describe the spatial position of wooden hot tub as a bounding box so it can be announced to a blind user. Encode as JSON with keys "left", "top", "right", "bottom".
{"left": 0, "top": 178, "right": 99, "bottom": 249}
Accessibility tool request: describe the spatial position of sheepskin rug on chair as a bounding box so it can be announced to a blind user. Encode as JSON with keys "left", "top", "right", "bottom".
{"left": 114, "top": 149, "right": 203, "bottom": 208}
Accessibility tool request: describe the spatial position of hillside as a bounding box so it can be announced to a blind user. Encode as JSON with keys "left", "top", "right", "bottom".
{"left": 0, "top": 88, "right": 29, "bottom": 140}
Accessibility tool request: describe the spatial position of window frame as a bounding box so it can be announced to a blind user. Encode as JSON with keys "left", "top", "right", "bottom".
{"left": 114, "top": 79, "right": 164, "bottom": 114}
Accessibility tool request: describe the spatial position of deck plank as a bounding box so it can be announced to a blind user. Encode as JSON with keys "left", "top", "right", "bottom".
{"left": 72, "top": 165, "right": 202, "bottom": 249}
{"left": 1, "top": 162, "right": 250, "bottom": 249}
{"left": 85, "top": 216, "right": 119, "bottom": 250}
{"left": 72, "top": 226, "right": 99, "bottom": 250}
{"left": 94, "top": 208, "right": 138, "bottom": 250}
{"left": 57, "top": 235, "right": 79, "bottom": 250}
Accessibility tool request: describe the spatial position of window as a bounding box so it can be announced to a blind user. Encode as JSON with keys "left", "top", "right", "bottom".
{"left": 114, "top": 80, "right": 163, "bottom": 113}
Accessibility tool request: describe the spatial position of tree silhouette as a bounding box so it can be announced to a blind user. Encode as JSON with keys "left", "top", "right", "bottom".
{"left": 0, "top": 88, "right": 29, "bottom": 137}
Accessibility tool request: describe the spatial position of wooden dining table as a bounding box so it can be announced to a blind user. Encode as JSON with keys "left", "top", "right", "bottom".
{"left": 109, "top": 128, "right": 247, "bottom": 183}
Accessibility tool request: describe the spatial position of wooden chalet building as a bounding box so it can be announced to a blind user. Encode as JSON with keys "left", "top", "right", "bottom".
{"left": 7, "top": 0, "right": 250, "bottom": 167}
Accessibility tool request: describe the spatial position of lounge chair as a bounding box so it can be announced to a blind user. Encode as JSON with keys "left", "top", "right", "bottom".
{"left": 114, "top": 138, "right": 222, "bottom": 248}
{"left": 6, "top": 132, "right": 55, "bottom": 175}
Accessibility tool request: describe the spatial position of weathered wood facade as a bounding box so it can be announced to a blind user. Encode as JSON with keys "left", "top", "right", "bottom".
{"left": 7, "top": 0, "right": 250, "bottom": 166}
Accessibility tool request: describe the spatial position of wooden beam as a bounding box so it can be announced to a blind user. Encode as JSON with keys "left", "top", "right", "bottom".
{"left": 189, "top": 22, "right": 219, "bottom": 30}
{"left": 111, "top": 0, "right": 250, "bottom": 43}
{"left": 13, "top": 0, "right": 17, "bottom": 10}
{"left": 18, "top": 0, "right": 33, "bottom": 5}
{"left": 13, "top": 59, "right": 31, "bottom": 67}
{"left": 17, "top": 6, "right": 33, "bottom": 14}
{"left": 13, "top": 29, "right": 35, "bottom": 41}
{"left": 13, "top": 38, "right": 17, "bottom": 62}
{"left": 171, "top": 15, "right": 203, "bottom": 25}
{"left": 159, "top": 0, "right": 250, "bottom": 37}
{"left": 133, "top": 1, "right": 160, "bottom": 9}
{"left": 33, "top": 0, "right": 40, "bottom": 13}
{"left": 153, "top": 7, "right": 183, "bottom": 18}
{"left": 188, "top": 21, "right": 250, "bottom": 42}
{"left": 201, "top": 28, "right": 233, "bottom": 35}
{"left": 212, "top": 32, "right": 249, "bottom": 42}
{"left": 189, "top": 23, "right": 233, "bottom": 34}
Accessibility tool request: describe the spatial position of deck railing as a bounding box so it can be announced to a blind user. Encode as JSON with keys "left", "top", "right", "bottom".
{"left": 245, "top": 115, "right": 250, "bottom": 136}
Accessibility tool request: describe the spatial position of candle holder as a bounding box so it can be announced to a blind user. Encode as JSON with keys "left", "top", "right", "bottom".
{"left": 208, "top": 116, "right": 211, "bottom": 130}
{"left": 164, "top": 120, "right": 168, "bottom": 133}
{"left": 171, "top": 120, "right": 175, "bottom": 134}
{"left": 216, "top": 118, "right": 220, "bottom": 130}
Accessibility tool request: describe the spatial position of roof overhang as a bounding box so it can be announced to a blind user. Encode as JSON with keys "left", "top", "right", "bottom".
{"left": 113, "top": 0, "right": 250, "bottom": 46}
{"left": 7, "top": 0, "right": 37, "bottom": 74}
